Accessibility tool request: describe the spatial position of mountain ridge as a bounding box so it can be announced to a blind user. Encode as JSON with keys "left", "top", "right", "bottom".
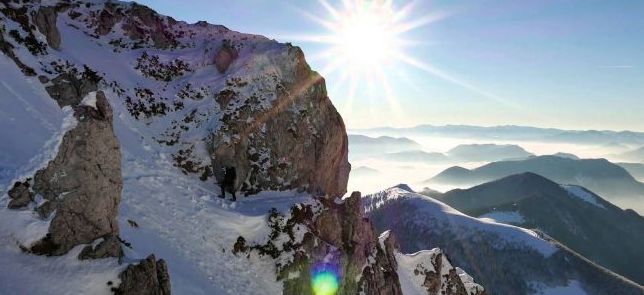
{"left": 431, "top": 172, "right": 644, "bottom": 283}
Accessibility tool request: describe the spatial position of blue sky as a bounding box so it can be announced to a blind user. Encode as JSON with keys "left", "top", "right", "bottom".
{"left": 137, "top": 0, "right": 644, "bottom": 131}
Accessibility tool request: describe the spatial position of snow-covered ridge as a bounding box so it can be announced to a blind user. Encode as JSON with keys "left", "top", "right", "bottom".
{"left": 364, "top": 187, "right": 558, "bottom": 257}
{"left": 478, "top": 210, "right": 526, "bottom": 224}
{"left": 561, "top": 184, "right": 606, "bottom": 209}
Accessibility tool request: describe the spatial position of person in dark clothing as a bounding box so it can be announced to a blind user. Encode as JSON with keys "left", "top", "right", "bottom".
{"left": 219, "top": 166, "right": 237, "bottom": 201}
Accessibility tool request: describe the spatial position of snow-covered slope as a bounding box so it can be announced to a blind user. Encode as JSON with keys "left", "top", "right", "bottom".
{"left": 433, "top": 173, "right": 644, "bottom": 284}
{"left": 0, "top": 0, "right": 342, "bottom": 293}
{"left": 364, "top": 187, "right": 644, "bottom": 295}
{"left": 0, "top": 47, "right": 311, "bottom": 294}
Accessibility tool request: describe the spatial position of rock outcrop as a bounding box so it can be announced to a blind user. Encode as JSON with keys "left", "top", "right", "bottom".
{"left": 211, "top": 46, "right": 350, "bottom": 197}
{"left": 214, "top": 40, "right": 238, "bottom": 73}
{"left": 33, "top": 6, "right": 61, "bottom": 50}
{"left": 233, "top": 192, "right": 485, "bottom": 295}
{"left": 78, "top": 234, "right": 123, "bottom": 260}
{"left": 45, "top": 66, "right": 102, "bottom": 107}
{"left": 360, "top": 231, "right": 402, "bottom": 295}
{"left": 365, "top": 230, "right": 486, "bottom": 295}
{"left": 114, "top": 255, "right": 171, "bottom": 295}
{"left": 7, "top": 180, "right": 34, "bottom": 209}
{"left": 232, "top": 193, "right": 400, "bottom": 294}
{"left": 26, "top": 91, "right": 122, "bottom": 257}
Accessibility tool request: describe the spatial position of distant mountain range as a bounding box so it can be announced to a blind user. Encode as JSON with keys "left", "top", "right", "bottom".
{"left": 348, "top": 134, "right": 421, "bottom": 147}
{"left": 351, "top": 165, "right": 382, "bottom": 177}
{"left": 364, "top": 186, "right": 644, "bottom": 295}
{"left": 351, "top": 139, "right": 535, "bottom": 164}
{"left": 446, "top": 143, "right": 533, "bottom": 162}
{"left": 615, "top": 146, "right": 644, "bottom": 163}
{"left": 429, "top": 172, "right": 644, "bottom": 284}
{"left": 427, "top": 155, "right": 644, "bottom": 206}
{"left": 382, "top": 150, "right": 449, "bottom": 163}
{"left": 348, "top": 134, "right": 422, "bottom": 154}
{"left": 351, "top": 124, "right": 644, "bottom": 145}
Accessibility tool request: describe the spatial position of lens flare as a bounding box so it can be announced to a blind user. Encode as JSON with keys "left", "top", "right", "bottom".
{"left": 311, "top": 263, "right": 340, "bottom": 295}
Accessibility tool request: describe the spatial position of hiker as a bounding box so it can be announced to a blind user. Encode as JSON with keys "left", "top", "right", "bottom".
{"left": 218, "top": 166, "right": 237, "bottom": 201}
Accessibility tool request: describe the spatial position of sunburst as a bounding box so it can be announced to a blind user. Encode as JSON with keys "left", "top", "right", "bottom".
{"left": 286, "top": 0, "right": 509, "bottom": 126}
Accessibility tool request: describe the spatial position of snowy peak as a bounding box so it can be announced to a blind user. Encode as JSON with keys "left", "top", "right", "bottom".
{"left": 434, "top": 173, "right": 644, "bottom": 284}
{"left": 364, "top": 187, "right": 644, "bottom": 294}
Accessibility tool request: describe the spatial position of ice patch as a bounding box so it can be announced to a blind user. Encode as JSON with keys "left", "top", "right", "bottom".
{"left": 531, "top": 280, "right": 588, "bottom": 295}
{"left": 479, "top": 211, "right": 525, "bottom": 224}
{"left": 561, "top": 185, "right": 605, "bottom": 209}
{"left": 81, "top": 91, "right": 98, "bottom": 109}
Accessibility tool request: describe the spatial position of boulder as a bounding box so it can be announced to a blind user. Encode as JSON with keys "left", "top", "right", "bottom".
{"left": 114, "top": 255, "right": 171, "bottom": 295}
{"left": 214, "top": 41, "right": 238, "bottom": 73}
{"left": 78, "top": 235, "right": 123, "bottom": 260}
{"left": 29, "top": 91, "right": 122, "bottom": 256}
{"left": 7, "top": 181, "right": 34, "bottom": 209}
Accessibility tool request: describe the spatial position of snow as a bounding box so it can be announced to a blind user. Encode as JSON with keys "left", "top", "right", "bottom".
{"left": 0, "top": 242, "right": 125, "bottom": 295}
{"left": 531, "top": 280, "right": 588, "bottom": 295}
{"left": 364, "top": 187, "right": 558, "bottom": 257}
{"left": 479, "top": 211, "right": 526, "bottom": 224}
{"left": 396, "top": 248, "right": 484, "bottom": 295}
{"left": 396, "top": 250, "right": 440, "bottom": 295}
{"left": 561, "top": 185, "right": 606, "bottom": 209}
{"left": 81, "top": 91, "right": 98, "bottom": 109}
{"left": 0, "top": 55, "right": 65, "bottom": 189}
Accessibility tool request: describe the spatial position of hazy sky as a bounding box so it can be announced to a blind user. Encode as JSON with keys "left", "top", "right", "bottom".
{"left": 137, "top": 0, "right": 644, "bottom": 131}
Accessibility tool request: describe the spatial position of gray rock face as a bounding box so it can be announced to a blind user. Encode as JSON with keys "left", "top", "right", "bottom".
{"left": 211, "top": 47, "right": 350, "bottom": 198}
{"left": 29, "top": 91, "right": 122, "bottom": 256}
{"left": 33, "top": 6, "right": 61, "bottom": 50}
{"left": 114, "top": 255, "right": 171, "bottom": 295}
{"left": 7, "top": 181, "right": 34, "bottom": 209}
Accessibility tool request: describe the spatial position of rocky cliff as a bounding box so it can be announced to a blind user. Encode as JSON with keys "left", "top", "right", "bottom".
{"left": 0, "top": 1, "right": 481, "bottom": 294}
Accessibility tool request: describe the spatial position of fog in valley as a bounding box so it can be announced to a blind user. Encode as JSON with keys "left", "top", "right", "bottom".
{"left": 347, "top": 127, "right": 644, "bottom": 214}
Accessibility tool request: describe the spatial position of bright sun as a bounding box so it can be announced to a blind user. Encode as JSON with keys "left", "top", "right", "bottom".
{"left": 333, "top": 2, "right": 399, "bottom": 69}
{"left": 288, "top": 0, "right": 507, "bottom": 127}
{"left": 293, "top": 0, "right": 446, "bottom": 101}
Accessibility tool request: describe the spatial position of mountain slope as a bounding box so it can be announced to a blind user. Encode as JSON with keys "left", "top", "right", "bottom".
{"left": 364, "top": 187, "right": 644, "bottom": 295}
{"left": 433, "top": 173, "right": 644, "bottom": 284}
{"left": 427, "top": 155, "right": 644, "bottom": 211}
{"left": 446, "top": 144, "right": 533, "bottom": 162}
{"left": 0, "top": 1, "right": 483, "bottom": 294}
{"left": 348, "top": 134, "right": 422, "bottom": 155}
